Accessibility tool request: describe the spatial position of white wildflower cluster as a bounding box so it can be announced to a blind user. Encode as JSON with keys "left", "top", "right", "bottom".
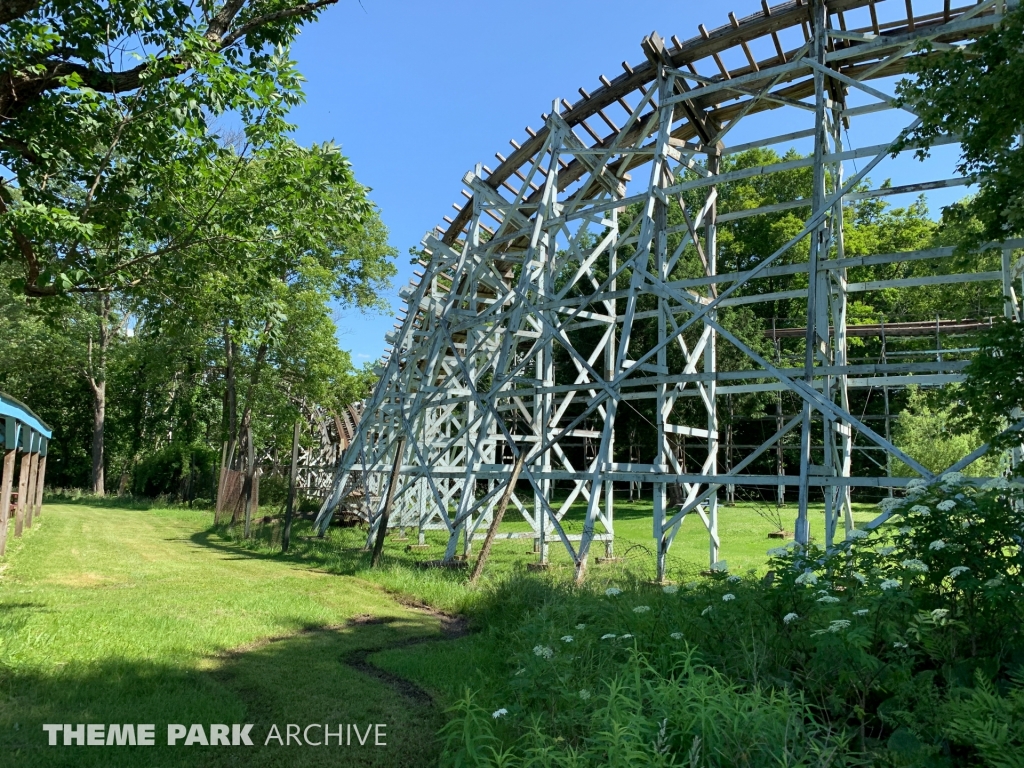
{"left": 851, "top": 572, "right": 868, "bottom": 585}
{"left": 936, "top": 500, "right": 956, "bottom": 512}
{"left": 983, "top": 477, "right": 1010, "bottom": 491}
{"left": 662, "top": 584, "right": 679, "bottom": 594}
{"left": 984, "top": 577, "right": 1004, "bottom": 588}
{"left": 948, "top": 566, "right": 970, "bottom": 578}
{"left": 901, "top": 559, "right": 929, "bottom": 573}
{"left": 817, "top": 595, "right": 840, "bottom": 604}
{"left": 727, "top": 575, "right": 742, "bottom": 583}
{"left": 929, "top": 540, "right": 947, "bottom": 551}
{"left": 619, "top": 633, "right": 633, "bottom": 640}
{"left": 941, "top": 471, "right": 964, "bottom": 486}
{"left": 847, "top": 529, "right": 869, "bottom": 540}
{"left": 710, "top": 561, "right": 728, "bottom": 572}
{"left": 877, "top": 546, "right": 897, "bottom": 556}
{"left": 783, "top": 612, "right": 799, "bottom": 624}
{"left": 931, "top": 609, "right": 949, "bottom": 620}
{"left": 684, "top": 581, "right": 699, "bottom": 590}
{"left": 576, "top": 623, "right": 587, "bottom": 630}
{"left": 605, "top": 587, "right": 622, "bottom": 597}
{"left": 795, "top": 571, "right": 819, "bottom": 586}
{"left": 893, "top": 641, "right": 908, "bottom": 649}
{"left": 909, "top": 505, "right": 931, "bottom": 516}
{"left": 853, "top": 609, "right": 869, "bottom": 616}
{"left": 898, "top": 527, "right": 913, "bottom": 535}
{"left": 813, "top": 619, "right": 851, "bottom": 636}
{"left": 722, "top": 593, "right": 736, "bottom": 602}
{"left": 561, "top": 635, "right": 574, "bottom": 643}
{"left": 633, "top": 605, "right": 651, "bottom": 614}
{"left": 493, "top": 708, "right": 508, "bottom": 719}
{"left": 670, "top": 632, "right": 684, "bottom": 640}
{"left": 533, "top": 645, "right": 554, "bottom": 659}
{"left": 907, "top": 479, "right": 928, "bottom": 490}
{"left": 878, "top": 497, "right": 903, "bottom": 512}
{"left": 767, "top": 546, "right": 790, "bottom": 557}
{"left": 578, "top": 689, "right": 591, "bottom": 701}
{"left": 880, "top": 579, "right": 901, "bottom": 590}
{"left": 600, "top": 634, "right": 616, "bottom": 640}
{"left": 961, "top": 520, "right": 972, "bottom": 529}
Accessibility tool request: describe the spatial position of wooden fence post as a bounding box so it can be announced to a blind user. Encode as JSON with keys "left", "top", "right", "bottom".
{"left": 24, "top": 446, "right": 38, "bottom": 529}
{"left": 282, "top": 420, "right": 300, "bottom": 553}
{"left": 33, "top": 440, "right": 46, "bottom": 519}
{"left": 370, "top": 436, "right": 406, "bottom": 568}
{"left": 470, "top": 448, "right": 529, "bottom": 584}
{"left": 15, "top": 445, "right": 30, "bottom": 538}
{"left": 0, "top": 435, "right": 15, "bottom": 557}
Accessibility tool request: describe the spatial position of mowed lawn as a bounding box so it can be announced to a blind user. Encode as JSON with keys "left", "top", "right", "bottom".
{"left": 0, "top": 503, "right": 450, "bottom": 768}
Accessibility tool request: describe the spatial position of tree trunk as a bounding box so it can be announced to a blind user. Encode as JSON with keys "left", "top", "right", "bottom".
{"left": 223, "top": 323, "right": 238, "bottom": 468}
{"left": 87, "top": 295, "right": 111, "bottom": 496}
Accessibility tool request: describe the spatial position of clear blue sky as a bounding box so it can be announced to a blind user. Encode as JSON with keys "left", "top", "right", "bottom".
{"left": 286, "top": 0, "right": 967, "bottom": 364}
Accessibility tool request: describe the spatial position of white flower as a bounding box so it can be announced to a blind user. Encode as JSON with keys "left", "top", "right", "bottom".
{"left": 853, "top": 609, "right": 869, "bottom": 616}
{"left": 813, "top": 619, "right": 852, "bottom": 635}
{"left": 533, "top": 645, "right": 554, "bottom": 659}
{"left": 710, "top": 560, "right": 728, "bottom": 572}
{"left": 662, "top": 585, "right": 678, "bottom": 594}
{"left": 907, "top": 479, "right": 928, "bottom": 490}
{"left": 795, "top": 571, "right": 819, "bottom": 586}
{"left": 880, "top": 579, "right": 901, "bottom": 590}
{"left": 893, "top": 641, "right": 908, "bottom": 649}
{"left": 561, "top": 635, "right": 574, "bottom": 643}
{"left": 909, "top": 505, "right": 931, "bottom": 515}
{"left": 936, "top": 500, "right": 956, "bottom": 512}
{"left": 633, "top": 605, "right": 651, "bottom": 614}
{"left": 767, "top": 546, "right": 789, "bottom": 557}
{"left": 851, "top": 572, "right": 868, "bottom": 585}
{"left": 941, "top": 471, "right": 964, "bottom": 486}
{"left": 600, "top": 634, "right": 616, "bottom": 640}
{"left": 877, "top": 546, "right": 896, "bottom": 556}
{"left": 984, "top": 577, "right": 1003, "bottom": 588}
{"left": 949, "top": 566, "right": 970, "bottom": 578}
{"left": 684, "top": 581, "right": 699, "bottom": 590}
{"left": 619, "top": 633, "right": 633, "bottom": 640}
{"left": 722, "top": 593, "right": 736, "bottom": 602}
{"left": 898, "top": 527, "right": 912, "bottom": 535}
{"left": 783, "top": 612, "right": 799, "bottom": 624}
{"left": 817, "top": 595, "right": 840, "bottom": 604}
{"left": 931, "top": 609, "right": 949, "bottom": 620}
{"left": 983, "top": 477, "right": 1010, "bottom": 491}
{"left": 701, "top": 606, "right": 712, "bottom": 616}
{"left": 578, "top": 689, "right": 591, "bottom": 701}
{"left": 605, "top": 587, "right": 622, "bottom": 597}
{"left": 929, "top": 540, "right": 946, "bottom": 551}
{"left": 575, "top": 623, "right": 587, "bottom": 630}
{"left": 670, "top": 632, "right": 684, "bottom": 639}
{"left": 901, "top": 559, "right": 929, "bottom": 573}
{"left": 727, "top": 575, "right": 742, "bottom": 583}
{"left": 493, "top": 708, "right": 508, "bottom": 718}
{"left": 847, "top": 529, "right": 869, "bottom": 540}
{"left": 961, "top": 520, "right": 972, "bottom": 529}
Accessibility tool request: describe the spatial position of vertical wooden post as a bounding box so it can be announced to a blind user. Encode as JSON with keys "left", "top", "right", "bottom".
{"left": 33, "top": 448, "right": 46, "bottom": 519}
{"left": 15, "top": 444, "right": 30, "bottom": 538}
{"left": 370, "top": 436, "right": 406, "bottom": 568}
{"left": 470, "top": 448, "right": 528, "bottom": 584}
{"left": 24, "top": 442, "right": 39, "bottom": 529}
{"left": 243, "top": 426, "right": 255, "bottom": 539}
{"left": 215, "top": 441, "right": 228, "bottom": 524}
{"left": 282, "top": 420, "right": 300, "bottom": 553}
{"left": 0, "top": 425, "right": 15, "bottom": 556}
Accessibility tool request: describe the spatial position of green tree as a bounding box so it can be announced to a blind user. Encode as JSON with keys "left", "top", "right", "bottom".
{"left": 897, "top": 5, "right": 1024, "bottom": 247}
{"left": 0, "top": 0, "right": 342, "bottom": 297}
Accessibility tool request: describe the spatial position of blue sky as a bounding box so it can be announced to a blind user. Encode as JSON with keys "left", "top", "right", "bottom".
{"left": 286, "top": 0, "right": 967, "bottom": 364}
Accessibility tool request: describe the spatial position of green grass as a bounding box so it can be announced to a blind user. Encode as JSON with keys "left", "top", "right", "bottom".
{"left": 0, "top": 495, "right": 882, "bottom": 767}
{"left": 0, "top": 503, "right": 448, "bottom": 767}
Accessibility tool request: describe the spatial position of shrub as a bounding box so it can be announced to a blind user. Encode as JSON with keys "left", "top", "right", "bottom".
{"left": 443, "top": 475, "right": 1024, "bottom": 766}
{"left": 132, "top": 443, "right": 219, "bottom": 499}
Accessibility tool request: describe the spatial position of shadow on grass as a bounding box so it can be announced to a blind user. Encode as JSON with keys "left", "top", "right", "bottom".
{"left": 0, "top": 613, "right": 445, "bottom": 768}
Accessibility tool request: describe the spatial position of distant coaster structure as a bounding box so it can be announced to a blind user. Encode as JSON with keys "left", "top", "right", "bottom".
{"left": 317, "top": 0, "right": 1022, "bottom": 581}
